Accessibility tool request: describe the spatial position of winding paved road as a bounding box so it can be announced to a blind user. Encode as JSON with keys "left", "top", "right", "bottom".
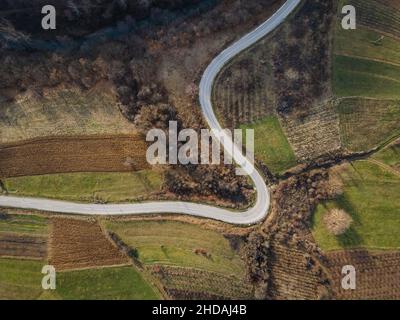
{"left": 0, "top": 0, "right": 301, "bottom": 225}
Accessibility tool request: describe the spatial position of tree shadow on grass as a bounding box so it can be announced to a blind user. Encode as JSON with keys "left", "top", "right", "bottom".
{"left": 334, "top": 194, "right": 364, "bottom": 248}
{"left": 347, "top": 162, "right": 367, "bottom": 190}
{"left": 337, "top": 226, "right": 363, "bottom": 248}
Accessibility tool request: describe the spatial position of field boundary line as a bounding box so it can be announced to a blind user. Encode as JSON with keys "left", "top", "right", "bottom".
{"left": 365, "top": 159, "right": 400, "bottom": 178}
{"left": 335, "top": 53, "right": 400, "bottom": 68}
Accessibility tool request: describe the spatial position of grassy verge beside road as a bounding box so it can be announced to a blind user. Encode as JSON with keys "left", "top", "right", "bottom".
{"left": 0, "top": 214, "right": 48, "bottom": 236}
{"left": 2, "top": 170, "right": 163, "bottom": 203}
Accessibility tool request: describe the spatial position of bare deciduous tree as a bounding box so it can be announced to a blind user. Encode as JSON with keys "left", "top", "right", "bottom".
{"left": 323, "top": 208, "right": 352, "bottom": 236}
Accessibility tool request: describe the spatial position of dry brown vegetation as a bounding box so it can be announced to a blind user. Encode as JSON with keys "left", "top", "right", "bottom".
{"left": 0, "top": 134, "right": 148, "bottom": 178}
{"left": 0, "top": 83, "right": 136, "bottom": 144}
{"left": 273, "top": 1, "right": 341, "bottom": 161}
{"left": 164, "top": 164, "right": 255, "bottom": 206}
{"left": 49, "top": 217, "right": 128, "bottom": 271}
{"left": 0, "top": 0, "right": 286, "bottom": 206}
{"left": 243, "top": 168, "right": 343, "bottom": 300}
{"left": 267, "top": 241, "right": 330, "bottom": 300}
{"left": 0, "top": 234, "right": 47, "bottom": 259}
{"left": 244, "top": 162, "right": 399, "bottom": 300}
{"left": 326, "top": 249, "right": 400, "bottom": 299}
{"left": 378, "top": 0, "right": 400, "bottom": 10}
{"left": 214, "top": 47, "right": 276, "bottom": 128}
{"left": 323, "top": 208, "right": 353, "bottom": 236}
{"left": 149, "top": 265, "right": 254, "bottom": 300}
{"left": 213, "top": 0, "right": 341, "bottom": 162}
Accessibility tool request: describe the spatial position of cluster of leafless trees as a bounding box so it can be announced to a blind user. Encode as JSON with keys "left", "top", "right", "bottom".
{"left": 1, "top": 0, "right": 270, "bottom": 206}
{"left": 272, "top": 0, "right": 335, "bottom": 118}
{"left": 0, "top": 0, "right": 204, "bottom": 39}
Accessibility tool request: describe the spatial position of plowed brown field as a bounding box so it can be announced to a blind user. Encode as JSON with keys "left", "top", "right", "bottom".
{"left": 327, "top": 250, "right": 400, "bottom": 299}
{"left": 0, "top": 134, "right": 148, "bottom": 178}
{"left": 49, "top": 218, "right": 129, "bottom": 271}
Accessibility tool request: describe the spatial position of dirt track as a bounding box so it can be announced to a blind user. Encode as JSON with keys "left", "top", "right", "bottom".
{"left": 0, "top": 134, "right": 148, "bottom": 178}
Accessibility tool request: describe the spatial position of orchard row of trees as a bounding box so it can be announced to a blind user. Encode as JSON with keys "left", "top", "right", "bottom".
{"left": 272, "top": 0, "right": 335, "bottom": 118}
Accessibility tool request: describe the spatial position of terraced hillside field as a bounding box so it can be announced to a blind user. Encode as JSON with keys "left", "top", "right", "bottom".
{"left": 379, "top": 0, "right": 400, "bottom": 10}
{"left": 267, "top": 241, "right": 330, "bottom": 300}
{"left": 149, "top": 265, "right": 253, "bottom": 300}
{"left": 0, "top": 213, "right": 49, "bottom": 260}
{"left": 336, "top": 98, "right": 400, "bottom": 152}
{"left": 0, "top": 213, "right": 161, "bottom": 300}
{"left": 334, "top": 0, "right": 400, "bottom": 152}
{"left": 106, "top": 219, "right": 253, "bottom": 299}
{"left": 0, "top": 258, "right": 161, "bottom": 300}
{"left": 0, "top": 84, "right": 134, "bottom": 144}
{"left": 349, "top": 0, "right": 400, "bottom": 38}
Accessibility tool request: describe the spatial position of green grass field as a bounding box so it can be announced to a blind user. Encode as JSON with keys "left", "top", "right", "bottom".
{"left": 0, "top": 258, "right": 160, "bottom": 300}
{"left": 335, "top": 27, "right": 400, "bottom": 65}
{"left": 2, "top": 170, "right": 163, "bottom": 203}
{"left": 106, "top": 220, "right": 246, "bottom": 278}
{"left": 372, "top": 142, "right": 400, "bottom": 169}
{"left": 333, "top": 4, "right": 400, "bottom": 152}
{"left": 240, "top": 116, "right": 297, "bottom": 174}
{"left": 55, "top": 266, "right": 160, "bottom": 300}
{"left": 333, "top": 55, "right": 400, "bottom": 99}
{"left": 0, "top": 214, "right": 48, "bottom": 236}
{"left": 345, "top": 0, "right": 400, "bottom": 39}
{"left": 311, "top": 161, "right": 400, "bottom": 251}
{"left": 0, "top": 258, "right": 46, "bottom": 299}
{"left": 336, "top": 98, "right": 400, "bottom": 152}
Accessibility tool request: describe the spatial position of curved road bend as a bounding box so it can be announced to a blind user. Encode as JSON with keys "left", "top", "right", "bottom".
{"left": 0, "top": 0, "right": 301, "bottom": 225}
